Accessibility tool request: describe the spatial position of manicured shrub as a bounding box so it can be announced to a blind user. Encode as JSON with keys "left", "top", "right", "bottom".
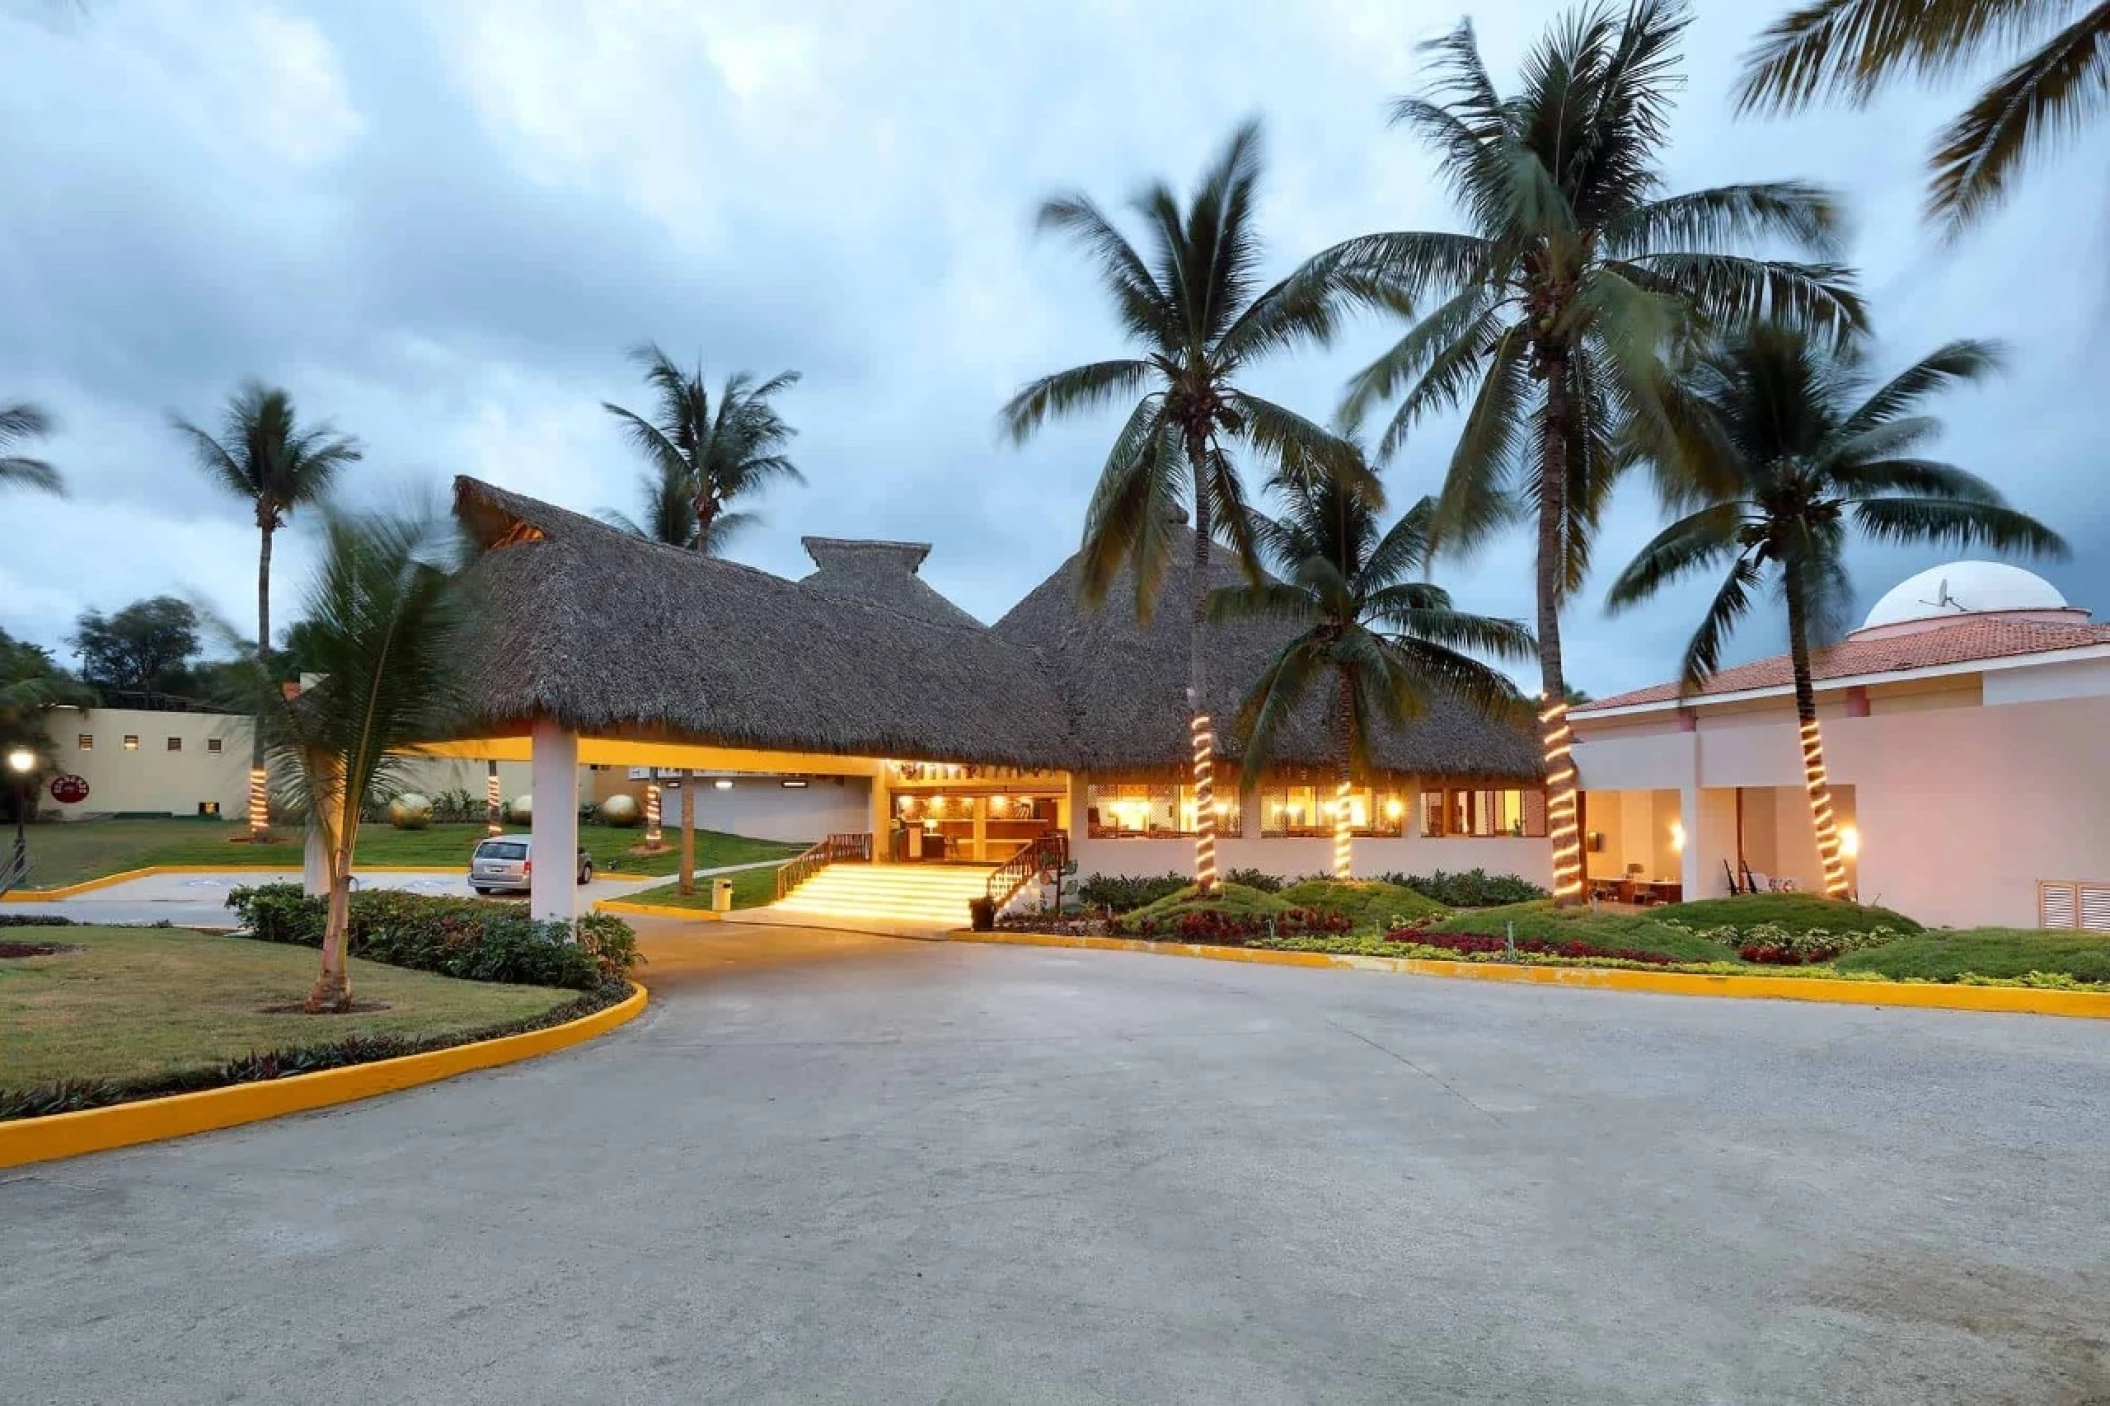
{"left": 0, "top": 914, "right": 76, "bottom": 928}
{"left": 1384, "top": 924, "right": 1679, "bottom": 966}
{"left": 1276, "top": 879, "right": 1446, "bottom": 933}
{"left": 1129, "top": 905, "right": 1351, "bottom": 946}
{"left": 387, "top": 794, "right": 434, "bottom": 830}
{"left": 1375, "top": 868, "right": 1548, "bottom": 908}
{"left": 1077, "top": 872, "right": 1189, "bottom": 913}
{"left": 1666, "top": 893, "right": 1923, "bottom": 935}
{"left": 224, "top": 883, "right": 640, "bottom": 990}
{"left": 1836, "top": 928, "right": 2110, "bottom": 984}
{"left": 1222, "top": 867, "right": 1286, "bottom": 894}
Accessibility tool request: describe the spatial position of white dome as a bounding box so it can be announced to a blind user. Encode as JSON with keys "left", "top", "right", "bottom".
{"left": 1859, "top": 561, "right": 2068, "bottom": 631}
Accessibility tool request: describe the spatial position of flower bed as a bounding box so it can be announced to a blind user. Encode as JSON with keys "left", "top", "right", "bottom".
{"left": 1128, "top": 906, "right": 1351, "bottom": 946}
{"left": 1385, "top": 924, "right": 1679, "bottom": 966}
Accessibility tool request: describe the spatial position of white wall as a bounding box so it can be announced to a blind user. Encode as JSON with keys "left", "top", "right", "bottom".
{"left": 40, "top": 708, "right": 249, "bottom": 819}
{"left": 663, "top": 775, "right": 871, "bottom": 844}
{"left": 1068, "top": 833, "right": 1552, "bottom": 888}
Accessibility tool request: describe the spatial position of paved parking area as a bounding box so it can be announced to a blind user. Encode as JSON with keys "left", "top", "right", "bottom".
{"left": 5, "top": 925, "right": 2108, "bottom": 1404}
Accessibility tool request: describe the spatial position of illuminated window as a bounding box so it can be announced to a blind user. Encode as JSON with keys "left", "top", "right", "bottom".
{"left": 77, "top": 734, "right": 92, "bottom": 751}
{"left": 1260, "top": 786, "right": 1407, "bottom": 838}
{"left": 166, "top": 737, "right": 183, "bottom": 753}
{"left": 206, "top": 738, "right": 223, "bottom": 754}
{"left": 1419, "top": 788, "right": 1546, "bottom": 838}
{"left": 122, "top": 735, "right": 139, "bottom": 752}
{"left": 1085, "top": 784, "right": 1239, "bottom": 838}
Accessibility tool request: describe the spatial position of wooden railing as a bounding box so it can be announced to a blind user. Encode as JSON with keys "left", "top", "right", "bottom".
{"left": 774, "top": 831, "right": 873, "bottom": 901}
{"left": 986, "top": 831, "right": 1068, "bottom": 911}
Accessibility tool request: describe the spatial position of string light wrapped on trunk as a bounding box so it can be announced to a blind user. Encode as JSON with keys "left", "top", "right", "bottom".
{"left": 485, "top": 764, "right": 503, "bottom": 837}
{"left": 246, "top": 768, "right": 269, "bottom": 839}
{"left": 1190, "top": 711, "right": 1217, "bottom": 892}
{"left": 644, "top": 783, "right": 663, "bottom": 847}
{"left": 1798, "top": 718, "right": 1851, "bottom": 898}
{"left": 1333, "top": 778, "right": 1353, "bottom": 880}
{"left": 1539, "top": 699, "right": 1584, "bottom": 902}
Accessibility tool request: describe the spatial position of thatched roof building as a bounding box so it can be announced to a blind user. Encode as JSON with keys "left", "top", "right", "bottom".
{"left": 450, "top": 477, "right": 1541, "bottom": 782}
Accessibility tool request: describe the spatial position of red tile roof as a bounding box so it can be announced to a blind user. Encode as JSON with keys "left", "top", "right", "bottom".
{"left": 1581, "top": 617, "right": 2110, "bottom": 711}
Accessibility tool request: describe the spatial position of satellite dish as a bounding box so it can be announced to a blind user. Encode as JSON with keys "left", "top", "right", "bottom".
{"left": 1917, "top": 578, "right": 1966, "bottom": 614}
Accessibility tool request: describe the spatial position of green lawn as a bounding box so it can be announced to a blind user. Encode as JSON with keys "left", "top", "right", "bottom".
{"left": 14, "top": 818, "right": 807, "bottom": 890}
{"left": 1665, "top": 893, "right": 1923, "bottom": 934}
{"left": 0, "top": 924, "right": 576, "bottom": 1089}
{"left": 624, "top": 865, "right": 785, "bottom": 911}
{"left": 1835, "top": 929, "right": 2110, "bottom": 983}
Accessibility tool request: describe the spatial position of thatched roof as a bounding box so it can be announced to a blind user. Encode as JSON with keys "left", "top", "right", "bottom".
{"left": 797, "top": 537, "right": 986, "bottom": 631}
{"left": 451, "top": 479, "right": 1068, "bottom": 765}
{"left": 990, "top": 525, "right": 1544, "bottom": 782}
{"left": 449, "top": 478, "right": 1540, "bottom": 782}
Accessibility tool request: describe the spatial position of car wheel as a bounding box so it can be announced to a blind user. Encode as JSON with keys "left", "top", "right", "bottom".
{"left": 472, "top": 886, "right": 491, "bottom": 896}
{"left": 578, "top": 861, "right": 593, "bottom": 885}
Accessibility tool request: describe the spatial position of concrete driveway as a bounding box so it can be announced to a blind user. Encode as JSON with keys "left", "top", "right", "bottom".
{"left": 5, "top": 925, "right": 2109, "bottom": 1404}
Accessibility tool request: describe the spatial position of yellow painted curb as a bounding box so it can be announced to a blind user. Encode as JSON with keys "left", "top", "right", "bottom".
{"left": 0, "top": 982, "right": 649, "bottom": 1171}
{"left": 951, "top": 931, "right": 2110, "bottom": 1021}
{"left": 3, "top": 863, "right": 497, "bottom": 901}
{"left": 596, "top": 899, "right": 722, "bottom": 922}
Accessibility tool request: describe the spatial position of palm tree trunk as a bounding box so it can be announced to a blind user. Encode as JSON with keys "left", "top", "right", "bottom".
{"left": 1536, "top": 369, "right": 1584, "bottom": 906}
{"left": 1333, "top": 670, "right": 1354, "bottom": 881}
{"left": 679, "top": 778, "right": 696, "bottom": 895}
{"left": 1185, "top": 429, "right": 1219, "bottom": 896}
{"left": 694, "top": 492, "right": 717, "bottom": 555}
{"left": 1785, "top": 575, "right": 1851, "bottom": 899}
{"left": 307, "top": 783, "right": 354, "bottom": 1013}
{"left": 251, "top": 523, "right": 275, "bottom": 842}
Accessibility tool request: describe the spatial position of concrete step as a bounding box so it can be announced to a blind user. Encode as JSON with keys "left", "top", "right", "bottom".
{"left": 766, "top": 863, "right": 995, "bottom": 928}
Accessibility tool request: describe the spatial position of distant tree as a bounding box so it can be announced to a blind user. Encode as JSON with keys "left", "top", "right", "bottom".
{"left": 602, "top": 347, "right": 801, "bottom": 554}
{"left": 261, "top": 506, "right": 465, "bottom": 1012}
{"left": 1609, "top": 323, "right": 2066, "bottom": 896}
{"left": 173, "top": 382, "right": 362, "bottom": 837}
{"left": 275, "top": 618, "right": 329, "bottom": 683}
{"left": 1, "top": 402, "right": 63, "bottom": 496}
{"left": 70, "top": 596, "right": 201, "bottom": 694}
{"left": 1, "top": 628, "right": 94, "bottom": 825}
{"left": 1564, "top": 684, "right": 1594, "bottom": 706}
{"left": 1736, "top": 0, "right": 2110, "bottom": 237}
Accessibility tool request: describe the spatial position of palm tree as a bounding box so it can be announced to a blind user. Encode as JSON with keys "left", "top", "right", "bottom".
{"left": 1304, "top": 1, "right": 1864, "bottom": 903}
{"left": 1, "top": 402, "right": 63, "bottom": 496}
{"left": 1211, "top": 468, "right": 1534, "bottom": 879}
{"left": 264, "top": 506, "right": 464, "bottom": 1012}
{"left": 601, "top": 347, "right": 801, "bottom": 555}
{"left": 1736, "top": 0, "right": 2110, "bottom": 237}
{"left": 1002, "top": 119, "right": 1381, "bottom": 893}
{"left": 173, "top": 383, "right": 362, "bottom": 840}
{"left": 1607, "top": 323, "right": 2066, "bottom": 897}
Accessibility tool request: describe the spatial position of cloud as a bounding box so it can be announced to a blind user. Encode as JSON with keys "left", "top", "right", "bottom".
{"left": 0, "top": 0, "right": 2102, "bottom": 703}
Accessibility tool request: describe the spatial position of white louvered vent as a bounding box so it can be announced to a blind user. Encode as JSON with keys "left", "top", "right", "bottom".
{"left": 2036, "top": 881, "right": 2110, "bottom": 931}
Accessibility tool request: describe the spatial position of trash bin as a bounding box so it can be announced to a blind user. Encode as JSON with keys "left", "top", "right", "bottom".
{"left": 711, "top": 878, "right": 733, "bottom": 913}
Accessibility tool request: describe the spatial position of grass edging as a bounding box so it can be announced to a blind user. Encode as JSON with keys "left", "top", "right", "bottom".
{"left": 595, "top": 898, "right": 723, "bottom": 922}
{"left": 952, "top": 930, "right": 2110, "bottom": 1021}
{"left": 1, "top": 863, "right": 471, "bottom": 902}
{"left": 0, "top": 981, "right": 648, "bottom": 1170}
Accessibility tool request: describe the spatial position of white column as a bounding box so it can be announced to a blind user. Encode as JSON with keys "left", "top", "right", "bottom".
{"left": 1679, "top": 785, "right": 1703, "bottom": 898}
{"left": 530, "top": 718, "right": 580, "bottom": 925}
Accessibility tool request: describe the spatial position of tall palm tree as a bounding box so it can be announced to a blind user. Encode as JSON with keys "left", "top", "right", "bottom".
{"left": 1304, "top": 1, "right": 1864, "bottom": 903}
{"left": 1736, "top": 0, "right": 2110, "bottom": 237}
{"left": 1607, "top": 324, "right": 2066, "bottom": 897}
{"left": 1211, "top": 468, "right": 1534, "bottom": 879}
{"left": 601, "top": 347, "right": 801, "bottom": 555}
{"left": 1, "top": 402, "right": 63, "bottom": 495}
{"left": 173, "top": 382, "right": 362, "bottom": 840}
{"left": 264, "top": 506, "right": 464, "bottom": 1012}
{"left": 1002, "top": 119, "right": 1380, "bottom": 893}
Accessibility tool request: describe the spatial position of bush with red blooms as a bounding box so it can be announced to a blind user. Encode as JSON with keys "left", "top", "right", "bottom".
{"left": 1130, "top": 906, "right": 1352, "bottom": 946}
{"left": 1382, "top": 923, "right": 1679, "bottom": 966}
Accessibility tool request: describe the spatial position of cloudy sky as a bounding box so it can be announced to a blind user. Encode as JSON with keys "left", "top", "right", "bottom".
{"left": 2, "top": 0, "right": 2103, "bottom": 697}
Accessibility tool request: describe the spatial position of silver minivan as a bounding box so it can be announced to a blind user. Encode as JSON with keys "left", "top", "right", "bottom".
{"left": 469, "top": 836, "right": 593, "bottom": 895}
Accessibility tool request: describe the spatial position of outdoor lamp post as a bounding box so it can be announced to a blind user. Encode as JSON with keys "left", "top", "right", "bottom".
{"left": 6, "top": 746, "right": 37, "bottom": 877}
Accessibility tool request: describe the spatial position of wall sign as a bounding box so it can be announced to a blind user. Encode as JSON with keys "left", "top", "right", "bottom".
{"left": 48, "top": 774, "right": 90, "bottom": 805}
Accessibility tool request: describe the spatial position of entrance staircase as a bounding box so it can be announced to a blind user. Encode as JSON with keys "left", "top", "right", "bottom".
{"left": 765, "top": 863, "right": 995, "bottom": 931}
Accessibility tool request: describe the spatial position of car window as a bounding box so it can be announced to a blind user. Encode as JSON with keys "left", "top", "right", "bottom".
{"left": 476, "top": 842, "right": 528, "bottom": 860}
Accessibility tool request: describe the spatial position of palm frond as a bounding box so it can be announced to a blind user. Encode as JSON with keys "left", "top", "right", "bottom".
{"left": 1428, "top": 326, "right": 1531, "bottom": 554}
{"left": 1735, "top": 0, "right": 2059, "bottom": 112}
{"left": 1603, "top": 181, "right": 1850, "bottom": 257}
{"left": 1933, "top": 6, "right": 2109, "bottom": 235}
{"left": 1829, "top": 457, "right": 2007, "bottom": 502}
{"left": 1605, "top": 504, "right": 1748, "bottom": 612}
{"left": 1035, "top": 195, "right": 1174, "bottom": 344}
{"left": 997, "top": 360, "right": 1155, "bottom": 443}
{"left": 1680, "top": 554, "right": 1766, "bottom": 690}
{"left": 1231, "top": 635, "right": 1332, "bottom": 777}
{"left": 1615, "top": 253, "right": 1868, "bottom": 340}
{"left": 1851, "top": 497, "right": 2070, "bottom": 557}
{"left": 1077, "top": 406, "right": 1180, "bottom": 616}
{"left": 1837, "top": 337, "right": 2006, "bottom": 438}
{"left": 1207, "top": 580, "right": 1322, "bottom": 627}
